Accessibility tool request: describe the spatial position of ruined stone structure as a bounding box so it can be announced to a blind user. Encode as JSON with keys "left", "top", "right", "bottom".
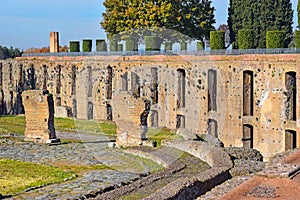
{"left": 22, "top": 90, "right": 59, "bottom": 143}
{"left": 0, "top": 53, "right": 300, "bottom": 159}
{"left": 50, "top": 32, "right": 59, "bottom": 53}
{"left": 114, "top": 91, "right": 147, "bottom": 147}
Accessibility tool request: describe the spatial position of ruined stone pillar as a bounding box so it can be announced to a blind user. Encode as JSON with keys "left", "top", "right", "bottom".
{"left": 113, "top": 91, "right": 146, "bottom": 147}
{"left": 22, "top": 90, "right": 60, "bottom": 143}
{"left": 50, "top": 32, "right": 59, "bottom": 53}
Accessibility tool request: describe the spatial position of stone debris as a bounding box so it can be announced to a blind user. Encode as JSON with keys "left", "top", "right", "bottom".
{"left": 244, "top": 186, "right": 279, "bottom": 198}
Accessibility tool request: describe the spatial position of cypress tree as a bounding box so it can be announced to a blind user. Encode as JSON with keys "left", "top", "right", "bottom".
{"left": 228, "top": 0, "right": 293, "bottom": 48}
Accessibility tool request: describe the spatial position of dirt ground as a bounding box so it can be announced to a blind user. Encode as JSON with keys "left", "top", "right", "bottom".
{"left": 220, "top": 149, "right": 300, "bottom": 200}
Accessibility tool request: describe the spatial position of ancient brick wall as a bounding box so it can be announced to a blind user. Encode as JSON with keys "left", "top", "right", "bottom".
{"left": 0, "top": 54, "right": 299, "bottom": 160}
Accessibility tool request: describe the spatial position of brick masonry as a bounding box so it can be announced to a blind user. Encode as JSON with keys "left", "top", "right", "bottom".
{"left": 22, "top": 90, "right": 56, "bottom": 142}
{"left": 1, "top": 54, "right": 300, "bottom": 160}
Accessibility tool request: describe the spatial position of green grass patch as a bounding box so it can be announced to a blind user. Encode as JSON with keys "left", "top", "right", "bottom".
{"left": 121, "top": 193, "right": 149, "bottom": 200}
{"left": 0, "top": 159, "right": 74, "bottom": 196}
{"left": 99, "top": 122, "right": 117, "bottom": 135}
{"left": 0, "top": 116, "right": 117, "bottom": 136}
{"left": 54, "top": 118, "right": 116, "bottom": 135}
{"left": 0, "top": 116, "right": 25, "bottom": 135}
{"left": 147, "top": 127, "right": 182, "bottom": 146}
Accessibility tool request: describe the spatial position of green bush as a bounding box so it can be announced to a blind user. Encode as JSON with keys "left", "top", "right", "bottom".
{"left": 180, "top": 42, "right": 187, "bottom": 51}
{"left": 266, "top": 30, "right": 285, "bottom": 48}
{"left": 144, "top": 36, "right": 161, "bottom": 51}
{"left": 110, "top": 39, "right": 118, "bottom": 51}
{"left": 96, "top": 39, "right": 107, "bottom": 52}
{"left": 82, "top": 39, "right": 92, "bottom": 52}
{"left": 69, "top": 41, "right": 80, "bottom": 52}
{"left": 238, "top": 29, "right": 255, "bottom": 49}
{"left": 295, "top": 30, "right": 300, "bottom": 48}
{"left": 126, "top": 39, "right": 138, "bottom": 51}
{"left": 197, "top": 41, "right": 204, "bottom": 50}
{"left": 164, "top": 42, "right": 172, "bottom": 51}
{"left": 210, "top": 31, "right": 225, "bottom": 50}
{"left": 118, "top": 44, "right": 123, "bottom": 51}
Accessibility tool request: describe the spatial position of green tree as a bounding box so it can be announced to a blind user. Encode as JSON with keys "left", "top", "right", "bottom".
{"left": 0, "top": 46, "right": 22, "bottom": 59}
{"left": 298, "top": 0, "right": 300, "bottom": 29}
{"left": 228, "top": 0, "right": 293, "bottom": 48}
{"left": 101, "top": 0, "right": 215, "bottom": 44}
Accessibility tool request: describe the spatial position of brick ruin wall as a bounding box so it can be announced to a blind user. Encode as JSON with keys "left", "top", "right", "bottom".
{"left": 0, "top": 54, "right": 300, "bottom": 160}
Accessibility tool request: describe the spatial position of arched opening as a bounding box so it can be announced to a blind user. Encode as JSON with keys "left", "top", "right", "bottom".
{"left": 243, "top": 70, "right": 254, "bottom": 116}
{"left": 71, "top": 65, "right": 77, "bottom": 96}
{"left": 208, "top": 69, "right": 217, "bottom": 111}
{"left": 121, "top": 72, "right": 128, "bottom": 91}
{"left": 150, "top": 110, "right": 159, "bottom": 127}
{"left": 285, "top": 71, "right": 296, "bottom": 121}
{"left": 242, "top": 124, "right": 253, "bottom": 148}
{"left": 151, "top": 67, "right": 158, "bottom": 104}
{"left": 208, "top": 119, "right": 218, "bottom": 138}
{"left": 107, "top": 104, "right": 113, "bottom": 121}
{"left": 87, "top": 101, "right": 93, "bottom": 120}
{"left": 106, "top": 66, "right": 113, "bottom": 99}
{"left": 176, "top": 115, "right": 185, "bottom": 128}
{"left": 87, "top": 66, "right": 93, "bottom": 98}
{"left": 131, "top": 72, "right": 140, "bottom": 98}
{"left": 43, "top": 65, "right": 47, "bottom": 90}
{"left": 285, "top": 130, "right": 297, "bottom": 151}
{"left": 56, "top": 97, "right": 61, "bottom": 106}
{"left": 9, "top": 63, "right": 12, "bottom": 84}
{"left": 72, "top": 99, "right": 77, "bottom": 118}
{"left": 56, "top": 65, "right": 61, "bottom": 95}
{"left": 177, "top": 69, "right": 186, "bottom": 108}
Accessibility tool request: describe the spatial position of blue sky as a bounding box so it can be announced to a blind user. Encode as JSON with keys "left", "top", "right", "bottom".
{"left": 0, "top": 0, "right": 298, "bottom": 50}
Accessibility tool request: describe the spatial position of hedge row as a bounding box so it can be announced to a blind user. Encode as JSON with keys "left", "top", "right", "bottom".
{"left": 238, "top": 29, "right": 255, "bottom": 49}
{"left": 145, "top": 36, "right": 161, "bottom": 51}
{"left": 210, "top": 31, "right": 225, "bottom": 50}
{"left": 82, "top": 39, "right": 92, "bottom": 52}
{"left": 69, "top": 41, "right": 80, "bottom": 52}
{"left": 266, "top": 31, "right": 285, "bottom": 48}
{"left": 70, "top": 30, "right": 291, "bottom": 53}
{"left": 96, "top": 39, "right": 107, "bottom": 52}
{"left": 295, "top": 30, "right": 300, "bottom": 48}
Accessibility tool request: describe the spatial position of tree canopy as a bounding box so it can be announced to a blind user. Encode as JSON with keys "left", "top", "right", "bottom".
{"left": 101, "top": 0, "right": 215, "bottom": 43}
{"left": 298, "top": 0, "right": 300, "bottom": 28}
{"left": 0, "top": 46, "right": 22, "bottom": 60}
{"left": 228, "top": 0, "right": 293, "bottom": 48}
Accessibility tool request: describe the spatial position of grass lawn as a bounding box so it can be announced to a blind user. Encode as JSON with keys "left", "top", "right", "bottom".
{"left": 0, "top": 116, "right": 117, "bottom": 136}
{"left": 0, "top": 116, "right": 26, "bottom": 135}
{"left": 0, "top": 159, "right": 74, "bottom": 196}
{"left": 147, "top": 127, "right": 182, "bottom": 146}
{"left": 0, "top": 116, "right": 181, "bottom": 145}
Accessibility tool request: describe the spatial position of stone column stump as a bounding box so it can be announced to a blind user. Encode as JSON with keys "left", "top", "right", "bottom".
{"left": 22, "top": 90, "right": 60, "bottom": 143}
{"left": 113, "top": 92, "right": 145, "bottom": 147}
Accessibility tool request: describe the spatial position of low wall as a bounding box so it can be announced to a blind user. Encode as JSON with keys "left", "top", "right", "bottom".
{"left": 144, "top": 140, "right": 233, "bottom": 199}
{"left": 163, "top": 140, "right": 232, "bottom": 168}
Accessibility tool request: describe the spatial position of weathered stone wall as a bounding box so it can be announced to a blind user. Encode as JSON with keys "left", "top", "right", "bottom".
{"left": 0, "top": 54, "right": 299, "bottom": 159}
